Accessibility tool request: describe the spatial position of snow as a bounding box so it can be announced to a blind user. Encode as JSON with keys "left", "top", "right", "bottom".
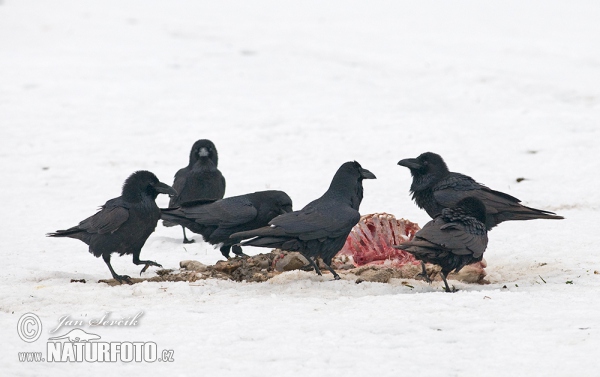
{"left": 1, "top": 0, "right": 599, "bottom": 375}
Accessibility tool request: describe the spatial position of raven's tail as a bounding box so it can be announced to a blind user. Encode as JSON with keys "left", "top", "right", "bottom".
{"left": 160, "top": 208, "right": 186, "bottom": 228}
{"left": 46, "top": 227, "right": 82, "bottom": 238}
{"left": 489, "top": 206, "right": 564, "bottom": 229}
{"left": 162, "top": 220, "right": 177, "bottom": 227}
{"left": 46, "top": 226, "right": 92, "bottom": 245}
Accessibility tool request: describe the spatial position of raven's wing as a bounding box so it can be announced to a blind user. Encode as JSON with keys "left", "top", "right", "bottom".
{"left": 217, "top": 173, "right": 226, "bottom": 199}
{"left": 78, "top": 199, "right": 129, "bottom": 235}
{"left": 169, "top": 167, "right": 189, "bottom": 207}
{"left": 402, "top": 218, "right": 487, "bottom": 258}
{"left": 433, "top": 173, "right": 521, "bottom": 215}
{"left": 181, "top": 196, "right": 257, "bottom": 227}
{"left": 437, "top": 223, "right": 487, "bottom": 258}
{"left": 269, "top": 204, "right": 360, "bottom": 240}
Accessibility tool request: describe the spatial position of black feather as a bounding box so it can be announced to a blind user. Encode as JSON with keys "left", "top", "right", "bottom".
{"left": 47, "top": 171, "right": 176, "bottom": 283}
{"left": 398, "top": 152, "right": 563, "bottom": 229}
{"left": 230, "top": 161, "right": 376, "bottom": 280}
{"left": 161, "top": 190, "right": 293, "bottom": 258}
{"left": 395, "top": 197, "right": 489, "bottom": 292}
{"left": 164, "top": 139, "right": 226, "bottom": 243}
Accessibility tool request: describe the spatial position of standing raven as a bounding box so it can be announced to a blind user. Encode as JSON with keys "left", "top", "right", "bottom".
{"left": 398, "top": 152, "right": 563, "bottom": 230}
{"left": 230, "top": 161, "right": 376, "bottom": 280}
{"left": 161, "top": 190, "right": 293, "bottom": 259}
{"left": 48, "top": 171, "right": 177, "bottom": 283}
{"left": 164, "top": 139, "right": 226, "bottom": 243}
{"left": 394, "top": 197, "right": 489, "bottom": 292}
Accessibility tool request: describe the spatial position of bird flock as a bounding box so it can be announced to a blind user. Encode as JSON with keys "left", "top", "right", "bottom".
{"left": 48, "top": 140, "right": 563, "bottom": 291}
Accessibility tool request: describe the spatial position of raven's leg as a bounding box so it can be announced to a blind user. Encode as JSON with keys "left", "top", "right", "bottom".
{"left": 132, "top": 252, "right": 162, "bottom": 275}
{"left": 440, "top": 272, "right": 457, "bottom": 293}
{"left": 321, "top": 259, "right": 341, "bottom": 280}
{"left": 304, "top": 256, "right": 322, "bottom": 276}
{"left": 231, "top": 244, "right": 250, "bottom": 258}
{"left": 182, "top": 226, "right": 195, "bottom": 244}
{"left": 416, "top": 261, "right": 432, "bottom": 283}
{"left": 220, "top": 245, "right": 232, "bottom": 259}
{"left": 102, "top": 253, "right": 132, "bottom": 284}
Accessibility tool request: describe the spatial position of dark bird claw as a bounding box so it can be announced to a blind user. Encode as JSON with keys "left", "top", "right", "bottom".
{"left": 114, "top": 275, "right": 133, "bottom": 285}
{"left": 416, "top": 261, "right": 432, "bottom": 283}
{"left": 416, "top": 272, "right": 432, "bottom": 284}
{"left": 231, "top": 244, "right": 250, "bottom": 258}
{"left": 139, "top": 261, "right": 162, "bottom": 275}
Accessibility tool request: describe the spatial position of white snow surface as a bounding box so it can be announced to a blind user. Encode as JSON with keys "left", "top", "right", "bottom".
{"left": 1, "top": 1, "right": 599, "bottom": 376}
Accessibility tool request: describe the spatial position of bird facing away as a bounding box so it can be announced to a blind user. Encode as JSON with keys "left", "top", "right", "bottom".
{"left": 160, "top": 190, "right": 293, "bottom": 259}
{"left": 394, "top": 197, "right": 489, "bottom": 292}
{"left": 230, "top": 161, "right": 376, "bottom": 280}
{"left": 47, "top": 171, "right": 177, "bottom": 284}
{"left": 164, "top": 139, "right": 226, "bottom": 243}
{"left": 397, "top": 152, "right": 563, "bottom": 230}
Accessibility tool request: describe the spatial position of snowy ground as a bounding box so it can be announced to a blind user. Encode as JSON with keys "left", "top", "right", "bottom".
{"left": 1, "top": 0, "right": 599, "bottom": 376}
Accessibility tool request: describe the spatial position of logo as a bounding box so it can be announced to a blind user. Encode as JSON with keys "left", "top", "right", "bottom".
{"left": 48, "top": 329, "right": 101, "bottom": 342}
{"left": 17, "top": 312, "right": 175, "bottom": 363}
{"left": 17, "top": 313, "right": 42, "bottom": 343}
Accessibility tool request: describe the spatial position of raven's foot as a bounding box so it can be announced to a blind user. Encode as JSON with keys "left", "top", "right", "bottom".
{"left": 416, "top": 272, "right": 432, "bottom": 284}
{"left": 138, "top": 261, "right": 163, "bottom": 275}
{"left": 113, "top": 274, "right": 133, "bottom": 285}
{"left": 440, "top": 273, "right": 457, "bottom": 293}
{"left": 416, "top": 261, "right": 432, "bottom": 283}
{"left": 231, "top": 244, "right": 250, "bottom": 258}
{"left": 182, "top": 227, "right": 195, "bottom": 244}
{"left": 322, "top": 261, "right": 341, "bottom": 280}
{"left": 305, "top": 257, "right": 322, "bottom": 276}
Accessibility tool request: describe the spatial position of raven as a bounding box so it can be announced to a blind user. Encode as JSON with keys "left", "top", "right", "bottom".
{"left": 161, "top": 190, "right": 293, "bottom": 259}
{"left": 164, "top": 139, "right": 226, "bottom": 243}
{"left": 394, "top": 197, "right": 488, "bottom": 292}
{"left": 48, "top": 171, "right": 177, "bottom": 284}
{"left": 398, "top": 152, "right": 563, "bottom": 229}
{"left": 230, "top": 161, "right": 376, "bottom": 280}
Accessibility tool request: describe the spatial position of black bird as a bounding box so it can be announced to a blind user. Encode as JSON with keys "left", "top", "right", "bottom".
{"left": 394, "top": 197, "right": 489, "bottom": 292}
{"left": 398, "top": 152, "right": 563, "bottom": 230}
{"left": 164, "top": 139, "right": 226, "bottom": 243}
{"left": 161, "top": 190, "right": 293, "bottom": 259}
{"left": 230, "top": 161, "right": 376, "bottom": 280}
{"left": 47, "top": 171, "right": 177, "bottom": 284}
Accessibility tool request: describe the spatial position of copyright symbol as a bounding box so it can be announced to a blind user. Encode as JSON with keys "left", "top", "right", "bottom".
{"left": 17, "top": 313, "right": 42, "bottom": 343}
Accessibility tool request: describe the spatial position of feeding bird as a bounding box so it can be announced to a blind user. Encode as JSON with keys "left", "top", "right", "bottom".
{"left": 397, "top": 152, "right": 563, "bottom": 230}
{"left": 231, "top": 161, "right": 376, "bottom": 280}
{"left": 395, "top": 197, "right": 488, "bottom": 292}
{"left": 161, "top": 190, "right": 293, "bottom": 259}
{"left": 48, "top": 171, "right": 177, "bottom": 284}
{"left": 164, "top": 139, "right": 226, "bottom": 243}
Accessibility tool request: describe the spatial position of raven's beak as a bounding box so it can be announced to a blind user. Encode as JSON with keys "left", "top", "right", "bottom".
{"left": 360, "top": 167, "right": 376, "bottom": 179}
{"left": 198, "top": 147, "right": 210, "bottom": 157}
{"left": 154, "top": 182, "right": 178, "bottom": 197}
{"left": 398, "top": 158, "right": 422, "bottom": 170}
